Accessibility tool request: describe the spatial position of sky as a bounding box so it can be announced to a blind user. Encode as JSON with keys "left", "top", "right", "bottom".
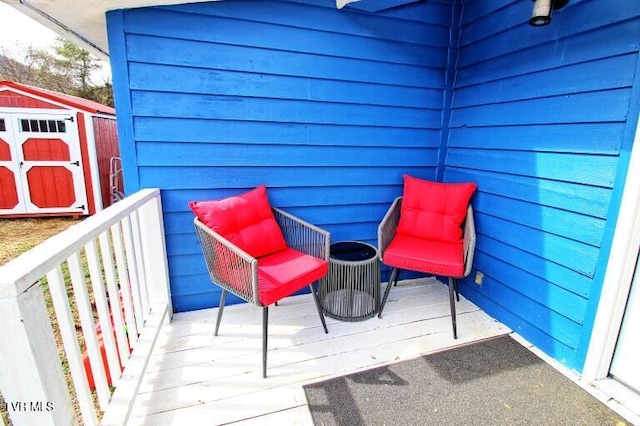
{"left": 0, "top": 2, "right": 111, "bottom": 81}
{"left": 0, "top": 3, "right": 59, "bottom": 51}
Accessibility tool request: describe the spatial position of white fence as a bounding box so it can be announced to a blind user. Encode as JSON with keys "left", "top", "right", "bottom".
{"left": 0, "top": 189, "right": 172, "bottom": 425}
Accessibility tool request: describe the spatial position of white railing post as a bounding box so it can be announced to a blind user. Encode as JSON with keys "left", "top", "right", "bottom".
{"left": 0, "top": 283, "right": 74, "bottom": 425}
{"left": 68, "top": 252, "right": 111, "bottom": 410}
{"left": 46, "top": 266, "right": 98, "bottom": 425}
{"left": 121, "top": 217, "right": 145, "bottom": 331}
{"left": 138, "top": 193, "right": 173, "bottom": 315}
{"left": 0, "top": 188, "right": 170, "bottom": 425}
{"left": 130, "top": 211, "right": 151, "bottom": 316}
{"left": 111, "top": 222, "right": 139, "bottom": 349}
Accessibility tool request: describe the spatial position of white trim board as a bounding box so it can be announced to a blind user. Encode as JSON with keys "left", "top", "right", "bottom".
{"left": 583, "top": 114, "right": 640, "bottom": 414}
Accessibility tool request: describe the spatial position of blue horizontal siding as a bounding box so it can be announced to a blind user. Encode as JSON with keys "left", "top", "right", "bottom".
{"left": 129, "top": 63, "right": 443, "bottom": 109}
{"left": 164, "top": 203, "right": 392, "bottom": 235}
{"left": 456, "top": 20, "right": 640, "bottom": 89}
{"left": 453, "top": 54, "right": 638, "bottom": 109}
{"left": 134, "top": 118, "right": 440, "bottom": 147}
{"left": 457, "top": 1, "right": 640, "bottom": 69}
{"left": 108, "top": 0, "right": 450, "bottom": 313}
{"left": 169, "top": 0, "right": 452, "bottom": 42}
{"left": 139, "top": 166, "right": 435, "bottom": 189}
{"left": 459, "top": 1, "right": 523, "bottom": 46}
{"left": 131, "top": 91, "right": 441, "bottom": 127}
{"left": 463, "top": 271, "right": 584, "bottom": 348}
{"left": 460, "top": 280, "right": 580, "bottom": 365}
{"left": 447, "top": 149, "right": 617, "bottom": 188}
{"left": 165, "top": 233, "right": 199, "bottom": 257}
{"left": 160, "top": 184, "right": 405, "bottom": 212}
{"left": 473, "top": 253, "right": 588, "bottom": 325}
{"left": 448, "top": 123, "right": 625, "bottom": 155}
{"left": 450, "top": 89, "right": 631, "bottom": 127}
{"left": 448, "top": 0, "right": 640, "bottom": 373}
{"left": 475, "top": 237, "right": 594, "bottom": 299}
{"left": 107, "top": 0, "right": 640, "bottom": 375}
{"left": 474, "top": 192, "right": 605, "bottom": 247}
{"left": 447, "top": 169, "right": 612, "bottom": 219}
{"left": 136, "top": 143, "right": 435, "bottom": 167}
{"left": 125, "top": 8, "right": 448, "bottom": 66}
{"left": 125, "top": 35, "right": 444, "bottom": 88}
{"left": 166, "top": 220, "right": 381, "bottom": 256}
{"left": 475, "top": 214, "right": 599, "bottom": 278}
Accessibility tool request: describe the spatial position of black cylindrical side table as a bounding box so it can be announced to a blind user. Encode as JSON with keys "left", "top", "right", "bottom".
{"left": 319, "top": 241, "right": 380, "bottom": 321}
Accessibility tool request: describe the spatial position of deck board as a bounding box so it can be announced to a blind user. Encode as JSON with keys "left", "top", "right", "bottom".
{"left": 128, "top": 278, "right": 510, "bottom": 424}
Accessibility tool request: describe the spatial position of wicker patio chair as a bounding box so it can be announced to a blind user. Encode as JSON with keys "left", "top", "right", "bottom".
{"left": 191, "top": 185, "right": 330, "bottom": 377}
{"left": 377, "top": 175, "right": 477, "bottom": 339}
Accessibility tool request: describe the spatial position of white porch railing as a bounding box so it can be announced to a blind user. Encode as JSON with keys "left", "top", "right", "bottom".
{"left": 0, "top": 188, "right": 172, "bottom": 425}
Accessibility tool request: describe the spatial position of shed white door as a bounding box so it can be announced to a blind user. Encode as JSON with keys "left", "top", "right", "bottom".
{"left": 609, "top": 250, "right": 640, "bottom": 393}
{"left": 0, "top": 111, "right": 88, "bottom": 215}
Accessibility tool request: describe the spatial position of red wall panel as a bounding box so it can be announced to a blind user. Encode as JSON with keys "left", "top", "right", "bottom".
{"left": 26, "top": 166, "right": 75, "bottom": 208}
{"left": 0, "top": 167, "right": 18, "bottom": 209}
{"left": 0, "top": 90, "right": 64, "bottom": 109}
{"left": 92, "top": 116, "right": 121, "bottom": 209}
{"left": 22, "top": 138, "right": 71, "bottom": 161}
{"left": 0, "top": 138, "right": 11, "bottom": 161}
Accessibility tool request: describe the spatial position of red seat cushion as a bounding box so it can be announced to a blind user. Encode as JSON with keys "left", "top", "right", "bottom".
{"left": 189, "top": 185, "right": 287, "bottom": 258}
{"left": 257, "top": 247, "right": 328, "bottom": 306}
{"left": 396, "top": 175, "right": 476, "bottom": 243}
{"left": 383, "top": 234, "right": 465, "bottom": 277}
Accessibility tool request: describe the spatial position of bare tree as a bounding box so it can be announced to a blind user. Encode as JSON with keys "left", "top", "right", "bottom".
{"left": 0, "top": 38, "right": 113, "bottom": 107}
{"left": 0, "top": 45, "right": 41, "bottom": 86}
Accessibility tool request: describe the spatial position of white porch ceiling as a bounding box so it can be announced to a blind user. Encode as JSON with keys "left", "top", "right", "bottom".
{"left": 0, "top": 0, "right": 420, "bottom": 60}
{"left": 1, "top": 0, "right": 221, "bottom": 59}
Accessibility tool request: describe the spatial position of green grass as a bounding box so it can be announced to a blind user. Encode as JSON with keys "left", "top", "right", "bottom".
{"left": 0, "top": 217, "right": 105, "bottom": 424}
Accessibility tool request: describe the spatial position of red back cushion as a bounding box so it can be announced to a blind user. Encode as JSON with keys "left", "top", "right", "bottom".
{"left": 396, "top": 175, "right": 476, "bottom": 243}
{"left": 189, "top": 185, "right": 287, "bottom": 258}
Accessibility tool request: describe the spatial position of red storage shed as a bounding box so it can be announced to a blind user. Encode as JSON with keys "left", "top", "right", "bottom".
{"left": 0, "top": 80, "right": 121, "bottom": 217}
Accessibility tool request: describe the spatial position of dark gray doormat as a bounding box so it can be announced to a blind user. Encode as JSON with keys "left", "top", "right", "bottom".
{"left": 303, "top": 335, "right": 630, "bottom": 426}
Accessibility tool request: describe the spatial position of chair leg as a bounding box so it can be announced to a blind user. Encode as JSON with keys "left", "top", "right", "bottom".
{"left": 214, "top": 289, "right": 227, "bottom": 337}
{"left": 455, "top": 278, "right": 460, "bottom": 302}
{"left": 448, "top": 277, "right": 458, "bottom": 339}
{"left": 263, "top": 306, "right": 268, "bottom": 378}
{"left": 309, "top": 283, "right": 328, "bottom": 334}
{"left": 378, "top": 267, "right": 399, "bottom": 318}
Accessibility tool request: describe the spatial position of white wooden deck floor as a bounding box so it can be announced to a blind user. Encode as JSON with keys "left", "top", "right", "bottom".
{"left": 128, "top": 278, "right": 510, "bottom": 425}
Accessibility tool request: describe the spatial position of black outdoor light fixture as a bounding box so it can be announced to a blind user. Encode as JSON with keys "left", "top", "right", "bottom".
{"left": 530, "top": 0, "right": 569, "bottom": 27}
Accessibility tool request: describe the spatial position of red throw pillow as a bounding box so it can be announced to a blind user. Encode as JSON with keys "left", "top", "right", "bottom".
{"left": 396, "top": 175, "right": 476, "bottom": 243}
{"left": 189, "top": 185, "right": 287, "bottom": 258}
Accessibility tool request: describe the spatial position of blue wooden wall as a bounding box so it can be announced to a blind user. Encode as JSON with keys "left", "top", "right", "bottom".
{"left": 107, "top": 0, "right": 455, "bottom": 312}
{"left": 107, "top": 0, "right": 640, "bottom": 373}
{"left": 449, "top": 1, "right": 640, "bottom": 371}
